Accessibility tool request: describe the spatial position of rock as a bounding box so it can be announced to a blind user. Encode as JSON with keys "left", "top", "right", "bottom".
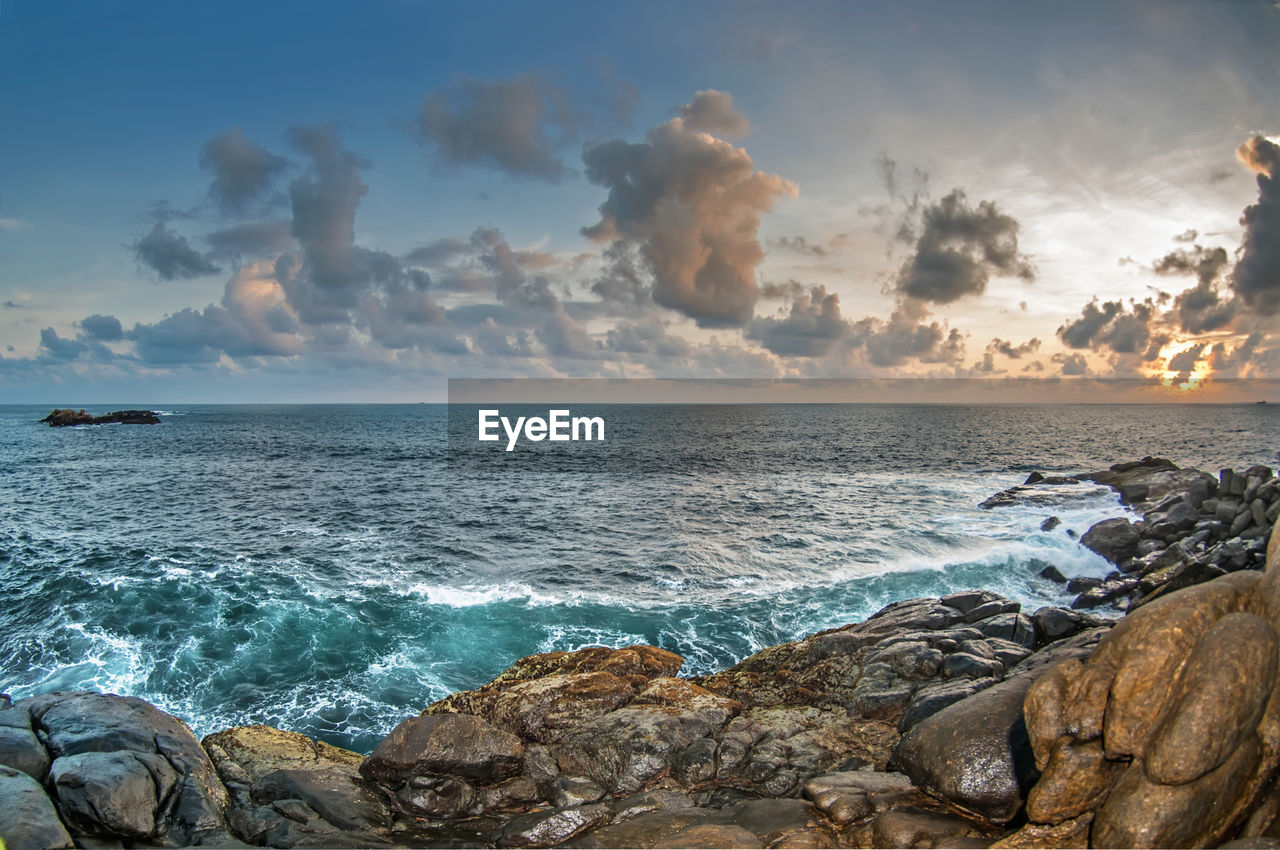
{"left": 204, "top": 724, "right": 391, "bottom": 842}
{"left": 1080, "top": 517, "right": 1141, "bottom": 564}
{"left": 891, "top": 630, "right": 1105, "bottom": 823}
{"left": 0, "top": 765, "right": 74, "bottom": 850}
{"left": 361, "top": 712, "right": 525, "bottom": 786}
{"left": 549, "top": 775, "right": 606, "bottom": 807}
{"left": 396, "top": 774, "right": 476, "bottom": 818}
{"left": 429, "top": 671, "right": 637, "bottom": 743}
{"left": 665, "top": 823, "right": 762, "bottom": 848}
{"left": 871, "top": 805, "right": 996, "bottom": 848}
{"left": 1040, "top": 516, "right": 1062, "bottom": 532}
{"left": 17, "top": 692, "right": 228, "bottom": 844}
{"left": 39, "top": 409, "right": 160, "bottom": 426}
{"left": 1032, "top": 607, "right": 1081, "bottom": 642}
{"left": 899, "top": 678, "right": 996, "bottom": 733}
{"left": 49, "top": 750, "right": 174, "bottom": 838}
{"left": 1038, "top": 564, "right": 1066, "bottom": 583}
{"left": 1065, "top": 576, "right": 1102, "bottom": 593}
{"left": 0, "top": 704, "right": 51, "bottom": 780}
{"left": 496, "top": 803, "right": 613, "bottom": 848}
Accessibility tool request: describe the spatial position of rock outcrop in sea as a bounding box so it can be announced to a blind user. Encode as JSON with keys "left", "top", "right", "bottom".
{"left": 3, "top": 457, "right": 1279, "bottom": 849}
{"left": 39, "top": 409, "right": 161, "bottom": 426}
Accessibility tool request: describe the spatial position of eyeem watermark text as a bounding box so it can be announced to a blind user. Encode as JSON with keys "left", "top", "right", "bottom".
{"left": 478, "top": 409, "right": 605, "bottom": 451}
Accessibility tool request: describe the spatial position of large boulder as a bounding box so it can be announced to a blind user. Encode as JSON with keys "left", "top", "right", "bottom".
{"left": 362, "top": 712, "right": 525, "bottom": 787}
{"left": 1080, "top": 517, "right": 1141, "bottom": 565}
{"left": 15, "top": 692, "right": 229, "bottom": 845}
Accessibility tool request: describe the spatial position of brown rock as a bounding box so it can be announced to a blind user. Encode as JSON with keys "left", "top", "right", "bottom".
{"left": 1145, "top": 612, "right": 1278, "bottom": 785}
{"left": 362, "top": 712, "right": 524, "bottom": 789}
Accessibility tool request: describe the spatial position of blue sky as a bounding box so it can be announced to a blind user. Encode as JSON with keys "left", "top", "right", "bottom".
{"left": 0, "top": 0, "right": 1276, "bottom": 401}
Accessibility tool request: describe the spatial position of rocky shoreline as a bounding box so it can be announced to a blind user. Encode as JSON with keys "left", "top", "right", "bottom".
{"left": 3, "top": 457, "right": 1279, "bottom": 849}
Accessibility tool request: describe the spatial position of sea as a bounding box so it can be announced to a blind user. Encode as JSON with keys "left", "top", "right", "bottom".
{"left": 1, "top": 403, "right": 1276, "bottom": 753}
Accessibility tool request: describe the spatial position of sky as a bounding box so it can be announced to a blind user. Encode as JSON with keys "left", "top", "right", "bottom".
{"left": 0, "top": 0, "right": 1277, "bottom": 403}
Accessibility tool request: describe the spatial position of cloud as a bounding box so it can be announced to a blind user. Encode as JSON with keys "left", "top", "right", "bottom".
{"left": 1230, "top": 135, "right": 1280, "bottom": 315}
{"left": 79, "top": 314, "right": 124, "bottom": 342}
{"left": 132, "top": 221, "right": 221, "bottom": 280}
{"left": 1052, "top": 352, "right": 1089, "bottom": 375}
{"left": 204, "top": 220, "right": 294, "bottom": 262}
{"left": 405, "top": 237, "right": 471, "bottom": 267}
{"left": 848, "top": 300, "right": 965, "bottom": 367}
{"left": 1154, "top": 244, "right": 1237, "bottom": 334}
{"left": 894, "top": 189, "right": 1034, "bottom": 303}
{"left": 771, "top": 235, "right": 826, "bottom": 257}
{"left": 746, "top": 285, "right": 849, "bottom": 357}
{"left": 1173, "top": 228, "right": 1198, "bottom": 243}
{"left": 1056, "top": 298, "right": 1156, "bottom": 355}
{"left": 281, "top": 125, "right": 370, "bottom": 322}
{"left": 198, "top": 128, "right": 288, "bottom": 216}
{"left": 989, "top": 337, "right": 1041, "bottom": 358}
{"left": 582, "top": 102, "right": 797, "bottom": 328}
{"left": 675, "top": 89, "right": 750, "bottom": 137}
{"left": 416, "top": 74, "right": 576, "bottom": 180}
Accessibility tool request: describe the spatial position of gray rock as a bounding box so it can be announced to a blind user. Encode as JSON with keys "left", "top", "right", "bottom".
{"left": 1081, "top": 517, "right": 1141, "bottom": 564}
{"left": 49, "top": 751, "right": 174, "bottom": 839}
{"left": 1040, "top": 516, "right": 1062, "bottom": 532}
{"left": 1033, "top": 606, "right": 1081, "bottom": 641}
{"left": 0, "top": 765, "right": 74, "bottom": 850}
{"left": 1038, "top": 564, "right": 1067, "bottom": 583}
{"left": 0, "top": 711, "right": 51, "bottom": 781}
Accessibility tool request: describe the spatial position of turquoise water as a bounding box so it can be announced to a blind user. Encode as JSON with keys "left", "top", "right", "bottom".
{"left": 1, "top": 403, "right": 1275, "bottom": 752}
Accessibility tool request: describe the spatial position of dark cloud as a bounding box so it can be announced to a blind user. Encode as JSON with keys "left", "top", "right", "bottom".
{"left": 204, "top": 220, "right": 294, "bottom": 262}
{"left": 79, "top": 314, "right": 124, "bottom": 342}
{"left": 282, "top": 125, "right": 370, "bottom": 321}
{"left": 198, "top": 128, "right": 288, "bottom": 216}
{"left": 1173, "top": 229, "right": 1199, "bottom": 243}
{"left": 989, "top": 337, "right": 1041, "bottom": 358}
{"left": 132, "top": 221, "right": 221, "bottom": 280}
{"left": 1056, "top": 298, "right": 1155, "bottom": 355}
{"left": 604, "top": 318, "right": 693, "bottom": 357}
{"left": 416, "top": 74, "right": 575, "bottom": 180}
{"left": 759, "top": 280, "right": 808, "bottom": 300}
{"left": 1052, "top": 352, "right": 1089, "bottom": 375}
{"left": 1166, "top": 343, "right": 1204, "bottom": 375}
{"left": 1152, "top": 245, "right": 1236, "bottom": 334}
{"left": 848, "top": 300, "right": 965, "bottom": 367}
{"left": 746, "top": 285, "right": 849, "bottom": 357}
{"left": 582, "top": 103, "right": 796, "bottom": 327}
{"left": 2, "top": 300, "right": 25, "bottom": 309}
{"left": 894, "top": 189, "right": 1034, "bottom": 303}
{"left": 1230, "top": 135, "right": 1280, "bottom": 315}
{"left": 676, "top": 89, "right": 750, "bottom": 137}
{"left": 771, "top": 235, "right": 826, "bottom": 257}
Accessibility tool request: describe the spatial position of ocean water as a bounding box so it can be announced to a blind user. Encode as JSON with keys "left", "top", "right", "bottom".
{"left": 1, "top": 403, "right": 1276, "bottom": 753}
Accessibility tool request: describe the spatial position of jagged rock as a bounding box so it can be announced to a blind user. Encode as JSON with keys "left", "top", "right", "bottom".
{"left": 0, "top": 765, "right": 74, "bottom": 850}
